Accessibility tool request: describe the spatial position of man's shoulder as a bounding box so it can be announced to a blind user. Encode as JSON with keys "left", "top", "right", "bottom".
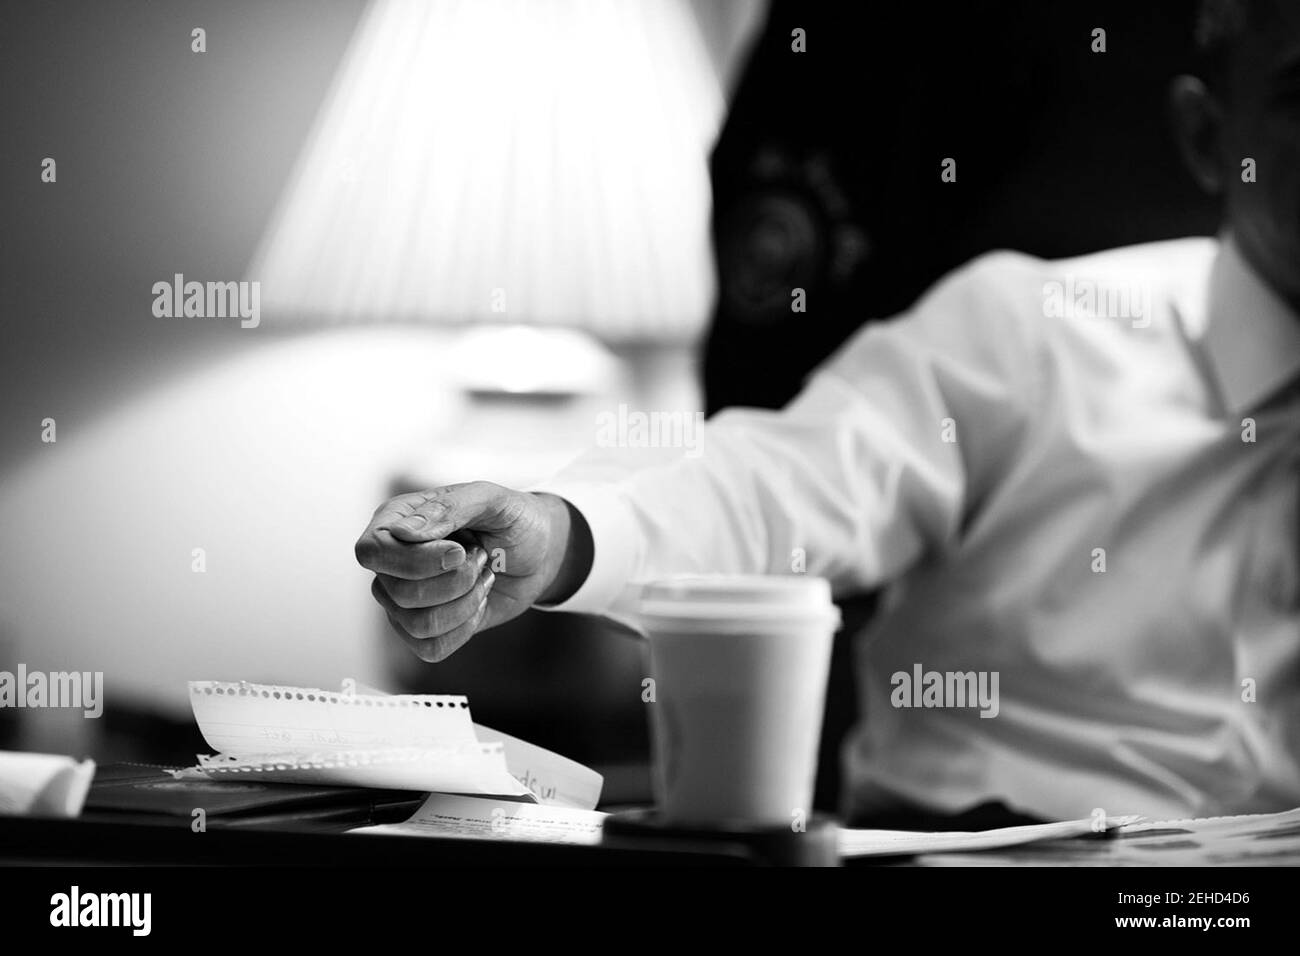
{"left": 956, "top": 237, "right": 1216, "bottom": 293}
{"left": 935, "top": 237, "right": 1219, "bottom": 334}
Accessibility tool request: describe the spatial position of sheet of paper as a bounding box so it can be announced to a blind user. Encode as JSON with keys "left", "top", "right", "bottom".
{"left": 1118, "top": 805, "right": 1300, "bottom": 836}
{"left": 902, "top": 807, "right": 1300, "bottom": 866}
{"left": 837, "top": 814, "right": 1141, "bottom": 858}
{"left": 352, "top": 793, "right": 607, "bottom": 845}
{"left": 184, "top": 681, "right": 530, "bottom": 797}
{"left": 1102, "top": 806, "right": 1300, "bottom": 865}
{"left": 0, "top": 750, "right": 96, "bottom": 817}
{"left": 176, "top": 743, "right": 529, "bottom": 796}
{"left": 189, "top": 680, "right": 476, "bottom": 754}
{"left": 473, "top": 723, "right": 603, "bottom": 810}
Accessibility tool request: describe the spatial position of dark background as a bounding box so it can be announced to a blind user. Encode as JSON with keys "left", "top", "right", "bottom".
{"left": 707, "top": 0, "right": 1216, "bottom": 413}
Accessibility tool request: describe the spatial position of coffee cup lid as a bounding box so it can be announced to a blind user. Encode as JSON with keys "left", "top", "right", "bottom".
{"left": 636, "top": 574, "right": 839, "bottom": 625}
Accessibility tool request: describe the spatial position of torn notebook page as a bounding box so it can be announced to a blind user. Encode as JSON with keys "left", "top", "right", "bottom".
{"left": 180, "top": 681, "right": 602, "bottom": 806}
{"left": 180, "top": 681, "right": 529, "bottom": 798}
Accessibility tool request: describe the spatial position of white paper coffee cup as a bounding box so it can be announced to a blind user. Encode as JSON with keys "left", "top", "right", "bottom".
{"left": 635, "top": 575, "right": 840, "bottom": 827}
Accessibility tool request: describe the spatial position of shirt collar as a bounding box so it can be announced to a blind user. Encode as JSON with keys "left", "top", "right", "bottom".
{"left": 1196, "top": 233, "right": 1300, "bottom": 414}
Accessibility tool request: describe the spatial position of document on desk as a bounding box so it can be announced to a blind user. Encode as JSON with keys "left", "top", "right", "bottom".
{"left": 905, "top": 807, "right": 1300, "bottom": 866}
{"left": 1118, "top": 805, "right": 1300, "bottom": 836}
{"left": 352, "top": 793, "right": 607, "bottom": 845}
{"left": 178, "top": 680, "right": 603, "bottom": 809}
{"left": 360, "top": 806, "right": 1154, "bottom": 854}
{"left": 1105, "top": 806, "right": 1300, "bottom": 865}
{"left": 837, "top": 814, "right": 1142, "bottom": 858}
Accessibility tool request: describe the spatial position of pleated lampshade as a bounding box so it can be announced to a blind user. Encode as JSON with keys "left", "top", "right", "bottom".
{"left": 247, "top": 0, "right": 737, "bottom": 344}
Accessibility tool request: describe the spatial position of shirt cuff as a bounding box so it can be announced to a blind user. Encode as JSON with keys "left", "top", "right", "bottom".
{"left": 528, "top": 482, "right": 639, "bottom": 616}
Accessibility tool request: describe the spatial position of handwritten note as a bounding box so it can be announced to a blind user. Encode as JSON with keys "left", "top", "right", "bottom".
{"left": 473, "top": 723, "right": 603, "bottom": 810}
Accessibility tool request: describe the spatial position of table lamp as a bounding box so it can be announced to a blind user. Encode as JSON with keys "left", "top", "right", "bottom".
{"left": 246, "top": 0, "right": 752, "bottom": 356}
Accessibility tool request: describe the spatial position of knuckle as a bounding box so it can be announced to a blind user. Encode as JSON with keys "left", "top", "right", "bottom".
{"left": 399, "top": 591, "right": 428, "bottom": 611}
{"left": 393, "top": 547, "right": 438, "bottom": 580}
{"left": 423, "top": 486, "right": 455, "bottom": 513}
{"left": 389, "top": 607, "right": 426, "bottom": 639}
{"left": 442, "top": 623, "right": 474, "bottom": 657}
{"left": 418, "top": 605, "right": 446, "bottom": 638}
{"left": 417, "top": 636, "right": 451, "bottom": 663}
{"left": 386, "top": 579, "right": 422, "bottom": 609}
{"left": 499, "top": 492, "right": 526, "bottom": 524}
{"left": 421, "top": 491, "right": 449, "bottom": 513}
{"left": 455, "top": 561, "right": 481, "bottom": 591}
{"left": 373, "top": 578, "right": 405, "bottom": 616}
{"left": 384, "top": 610, "right": 411, "bottom": 641}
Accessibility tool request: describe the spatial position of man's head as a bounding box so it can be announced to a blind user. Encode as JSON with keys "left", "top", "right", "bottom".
{"left": 1171, "top": 0, "right": 1300, "bottom": 311}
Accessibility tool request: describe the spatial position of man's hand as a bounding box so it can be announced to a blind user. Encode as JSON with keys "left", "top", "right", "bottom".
{"left": 354, "top": 482, "right": 591, "bottom": 662}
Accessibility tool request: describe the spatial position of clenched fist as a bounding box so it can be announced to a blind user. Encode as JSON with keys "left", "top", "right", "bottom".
{"left": 354, "top": 482, "right": 592, "bottom": 662}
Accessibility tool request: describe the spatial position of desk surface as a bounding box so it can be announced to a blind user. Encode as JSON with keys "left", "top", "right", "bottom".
{"left": 8, "top": 763, "right": 1300, "bottom": 866}
{"left": 0, "top": 811, "right": 768, "bottom": 867}
{"left": 7, "top": 811, "right": 1300, "bottom": 867}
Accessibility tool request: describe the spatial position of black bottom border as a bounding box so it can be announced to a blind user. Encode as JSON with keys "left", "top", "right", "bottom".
{"left": 0, "top": 863, "right": 1289, "bottom": 941}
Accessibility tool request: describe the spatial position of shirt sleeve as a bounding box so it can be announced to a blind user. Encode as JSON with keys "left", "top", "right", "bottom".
{"left": 533, "top": 252, "right": 1042, "bottom": 616}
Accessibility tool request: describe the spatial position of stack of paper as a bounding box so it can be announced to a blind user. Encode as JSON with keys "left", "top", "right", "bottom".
{"left": 837, "top": 814, "right": 1141, "bottom": 858}
{"left": 352, "top": 793, "right": 607, "bottom": 845}
{"left": 841, "top": 807, "right": 1300, "bottom": 865}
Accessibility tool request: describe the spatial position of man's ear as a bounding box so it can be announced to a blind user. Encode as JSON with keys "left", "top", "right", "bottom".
{"left": 1169, "top": 75, "right": 1226, "bottom": 194}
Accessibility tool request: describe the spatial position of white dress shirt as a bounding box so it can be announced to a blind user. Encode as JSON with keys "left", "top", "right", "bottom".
{"left": 538, "top": 235, "right": 1300, "bottom": 822}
